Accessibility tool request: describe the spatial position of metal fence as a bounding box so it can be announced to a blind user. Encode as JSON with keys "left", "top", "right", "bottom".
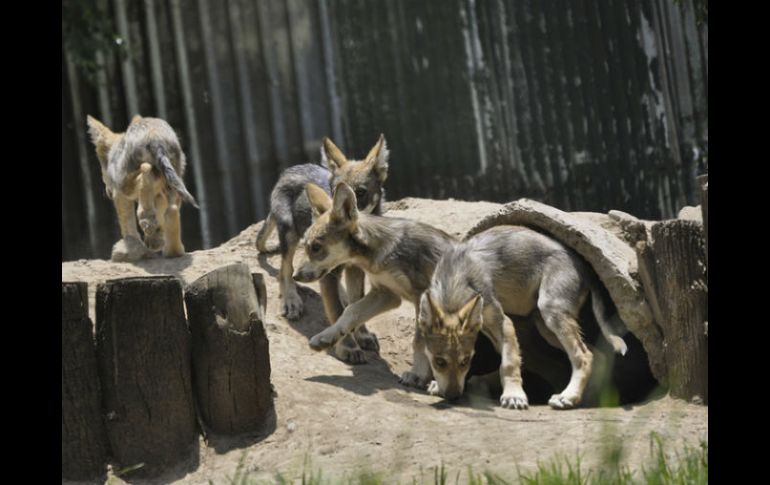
{"left": 62, "top": 0, "right": 707, "bottom": 261}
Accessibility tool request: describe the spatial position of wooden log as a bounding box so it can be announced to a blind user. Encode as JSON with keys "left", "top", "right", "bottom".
{"left": 184, "top": 264, "right": 273, "bottom": 435}
{"left": 697, "top": 174, "right": 708, "bottom": 268}
{"left": 62, "top": 282, "right": 108, "bottom": 481}
{"left": 635, "top": 221, "right": 708, "bottom": 403}
{"left": 95, "top": 276, "right": 197, "bottom": 478}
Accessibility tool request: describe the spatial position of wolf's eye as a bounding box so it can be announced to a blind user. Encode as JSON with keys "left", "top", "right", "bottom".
{"left": 355, "top": 188, "right": 367, "bottom": 200}
{"left": 310, "top": 241, "right": 322, "bottom": 254}
{"left": 459, "top": 357, "right": 470, "bottom": 368}
{"left": 435, "top": 358, "right": 448, "bottom": 369}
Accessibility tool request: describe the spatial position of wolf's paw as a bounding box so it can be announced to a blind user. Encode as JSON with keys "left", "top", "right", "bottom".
{"left": 281, "top": 290, "right": 304, "bottom": 320}
{"left": 111, "top": 236, "right": 153, "bottom": 262}
{"left": 333, "top": 343, "right": 367, "bottom": 365}
{"left": 427, "top": 380, "right": 440, "bottom": 396}
{"left": 309, "top": 327, "right": 340, "bottom": 351}
{"left": 355, "top": 330, "right": 380, "bottom": 352}
{"left": 399, "top": 371, "right": 430, "bottom": 390}
{"left": 500, "top": 391, "right": 529, "bottom": 410}
{"left": 548, "top": 393, "right": 580, "bottom": 410}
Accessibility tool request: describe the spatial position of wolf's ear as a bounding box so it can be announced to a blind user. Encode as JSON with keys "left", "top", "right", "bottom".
{"left": 320, "top": 137, "right": 349, "bottom": 172}
{"left": 458, "top": 294, "right": 483, "bottom": 333}
{"left": 306, "top": 183, "right": 332, "bottom": 218}
{"left": 86, "top": 115, "right": 112, "bottom": 146}
{"left": 365, "top": 134, "right": 389, "bottom": 183}
{"left": 331, "top": 182, "right": 359, "bottom": 225}
{"left": 418, "top": 291, "right": 446, "bottom": 333}
{"left": 130, "top": 114, "right": 143, "bottom": 124}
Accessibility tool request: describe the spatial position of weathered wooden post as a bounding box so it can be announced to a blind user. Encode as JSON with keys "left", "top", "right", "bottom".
{"left": 635, "top": 220, "right": 708, "bottom": 403}
{"left": 184, "top": 264, "right": 273, "bottom": 435}
{"left": 62, "top": 282, "right": 108, "bottom": 481}
{"left": 95, "top": 276, "right": 197, "bottom": 478}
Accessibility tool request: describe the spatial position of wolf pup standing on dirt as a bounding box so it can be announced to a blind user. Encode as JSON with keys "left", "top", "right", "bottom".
{"left": 295, "top": 182, "right": 456, "bottom": 382}
{"left": 256, "top": 136, "right": 389, "bottom": 363}
{"left": 418, "top": 225, "right": 628, "bottom": 410}
{"left": 86, "top": 115, "right": 198, "bottom": 262}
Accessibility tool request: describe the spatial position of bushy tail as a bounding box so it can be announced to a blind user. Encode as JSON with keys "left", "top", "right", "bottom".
{"left": 148, "top": 142, "right": 199, "bottom": 208}
{"left": 589, "top": 280, "right": 628, "bottom": 356}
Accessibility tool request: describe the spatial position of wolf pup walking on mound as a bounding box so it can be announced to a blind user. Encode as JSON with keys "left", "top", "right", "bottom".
{"left": 418, "top": 225, "right": 628, "bottom": 410}
{"left": 86, "top": 115, "right": 198, "bottom": 262}
{"left": 256, "top": 136, "right": 389, "bottom": 363}
{"left": 295, "top": 182, "right": 456, "bottom": 383}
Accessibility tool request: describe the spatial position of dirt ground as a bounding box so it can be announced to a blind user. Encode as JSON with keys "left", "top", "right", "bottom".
{"left": 62, "top": 198, "right": 708, "bottom": 484}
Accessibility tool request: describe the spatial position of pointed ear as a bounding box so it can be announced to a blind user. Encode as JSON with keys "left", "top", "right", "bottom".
{"left": 458, "top": 294, "right": 483, "bottom": 333}
{"left": 86, "top": 115, "right": 112, "bottom": 146}
{"left": 305, "top": 183, "right": 332, "bottom": 218}
{"left": 365, "top": 134, "right": 389, "bottom": 183}
{"left": 130, "top": 114, "right": 143, "bottom": 124}
{"left": 331, "top": 182, "right": 359, "bottom": 225}
{"left": 320, "top": 137, "right": 349, "bottom": 172}
{"left": 418, "top": 291, "right": 445, "bottom": 333}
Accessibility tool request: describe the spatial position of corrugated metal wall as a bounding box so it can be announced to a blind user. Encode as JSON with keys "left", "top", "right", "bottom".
{"left": 62, "top": 0, "right": 707, "bottom": 261}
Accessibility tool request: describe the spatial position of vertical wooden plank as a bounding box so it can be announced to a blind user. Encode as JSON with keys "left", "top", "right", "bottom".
{"left": 227, "top": 0, "right": 267, "bottom": 220}
{"left": 113, "top": 0, "right": 139, "bottom": 118}
{"left": 65, "top": 52, "right": 101, "bottom": 258}
{"left": 318, "top": 0, "right": 345, "bottom": 144}
{"left": 144, "top": 0, "right": 168, "bottom": 118}
{"left": 169, "top": 0, "right": 212, "bottom": 247}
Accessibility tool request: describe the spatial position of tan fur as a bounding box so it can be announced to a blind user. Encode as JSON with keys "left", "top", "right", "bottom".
{"left": 295, "top": 182, "right": 456, "bottom": 385}
{"left": 86, "top": 115, "right": 189, "bottom": 260}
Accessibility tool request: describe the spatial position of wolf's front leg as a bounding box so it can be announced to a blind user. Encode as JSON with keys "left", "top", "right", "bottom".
{"left": 344, "top": 266, "right": 379, "bottom": 352}
{"left": 320, "top": 270, "right": 366, "bottom": 364}
{"left": 498, "top": 313, "right": 529, "bottom": 410}
{"left": 309, "top": 287, "right": 400, "bottom": 354}
{"left": 399, "top": 326, "right": 433, "bottom": 390}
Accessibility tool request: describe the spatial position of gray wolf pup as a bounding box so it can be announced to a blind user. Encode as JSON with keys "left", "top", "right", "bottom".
{"left": 86, "top": 115, "right": 198, "bottom": 261}
{"left": 418, "top": 225, "right": 628, "bottom": 410}
{"left": 256, "top": 136, "right": 389, "bottom": 363}
{"left": 294, "top": 182, "right": 456, "bottom": 382}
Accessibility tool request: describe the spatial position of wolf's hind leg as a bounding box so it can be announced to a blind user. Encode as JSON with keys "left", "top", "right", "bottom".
{"left": 162, "top": 192, "right": 185, "bottom": 257}
{"left": 278, "top": 227, "right": 303, "bottom": 320}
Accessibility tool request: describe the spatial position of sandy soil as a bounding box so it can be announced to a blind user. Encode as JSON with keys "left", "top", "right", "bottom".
{"left": 62, "top": 198, "right": 708, "bottom": 484}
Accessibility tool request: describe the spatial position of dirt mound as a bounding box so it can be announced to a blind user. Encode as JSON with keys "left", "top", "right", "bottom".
{"left": 62, "top": 198, "right": 707, "bottom": 484}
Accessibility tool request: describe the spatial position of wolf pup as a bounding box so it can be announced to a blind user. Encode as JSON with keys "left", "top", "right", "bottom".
{"left": 417, "top": 225, "right": 628, "bottom": 410}
{"left": 256, "top": 136, "right": 388, "bottom": 363}
{"left": 295, "top": 182, "right": 456, "bottom": 383}
{"left": 86, "top": 115, "right": 198, "bottom": 261}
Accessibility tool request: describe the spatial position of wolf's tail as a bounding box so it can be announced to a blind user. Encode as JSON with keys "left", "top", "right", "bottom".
{"left": 148, "top": 142, "right": 199, "bottom": 208}
{"left": 588, "top": 278, "right": 628, "bottom": 356}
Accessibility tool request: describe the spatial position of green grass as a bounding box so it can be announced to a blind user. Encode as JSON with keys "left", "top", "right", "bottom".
{"left": 212, "top": 433, "right": 708, "bottom": 485}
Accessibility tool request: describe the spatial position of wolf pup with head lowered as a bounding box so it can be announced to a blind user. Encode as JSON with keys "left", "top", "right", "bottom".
{"left": 295, "top": 182, "right": 456, "bottom": 384}
{"left": 256, "top": 136, "right": 388, "bottom": 363}
{"left": 86, "top": 115, "right": 198, "bottom": 261}
{"left": 417, "top": 225, "right": 628, "bottom": 410}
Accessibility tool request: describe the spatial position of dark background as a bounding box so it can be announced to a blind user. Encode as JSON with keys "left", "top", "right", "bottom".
{"left": 62, "top": 0, "right": 708, "bottom": 260}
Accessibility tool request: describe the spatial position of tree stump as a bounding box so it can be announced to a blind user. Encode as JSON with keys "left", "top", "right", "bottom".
{"left": 95, "top": 276, "right": 197, "bottom": 478}
{"left": 62, "top": 282, "right": 108, "bottom": 481}
{"left": 635, "top": 221, "right": 708, "bottom": 403}
{"left": 184, "top": 264, "right": 273, "bottom": 435}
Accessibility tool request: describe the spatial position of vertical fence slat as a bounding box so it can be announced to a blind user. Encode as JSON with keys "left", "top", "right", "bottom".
{"left": 62, "top": 0, "right": 708, "bottom": 260}
{"left": 170, "top": 0, "right": 212, "bottom": 248}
